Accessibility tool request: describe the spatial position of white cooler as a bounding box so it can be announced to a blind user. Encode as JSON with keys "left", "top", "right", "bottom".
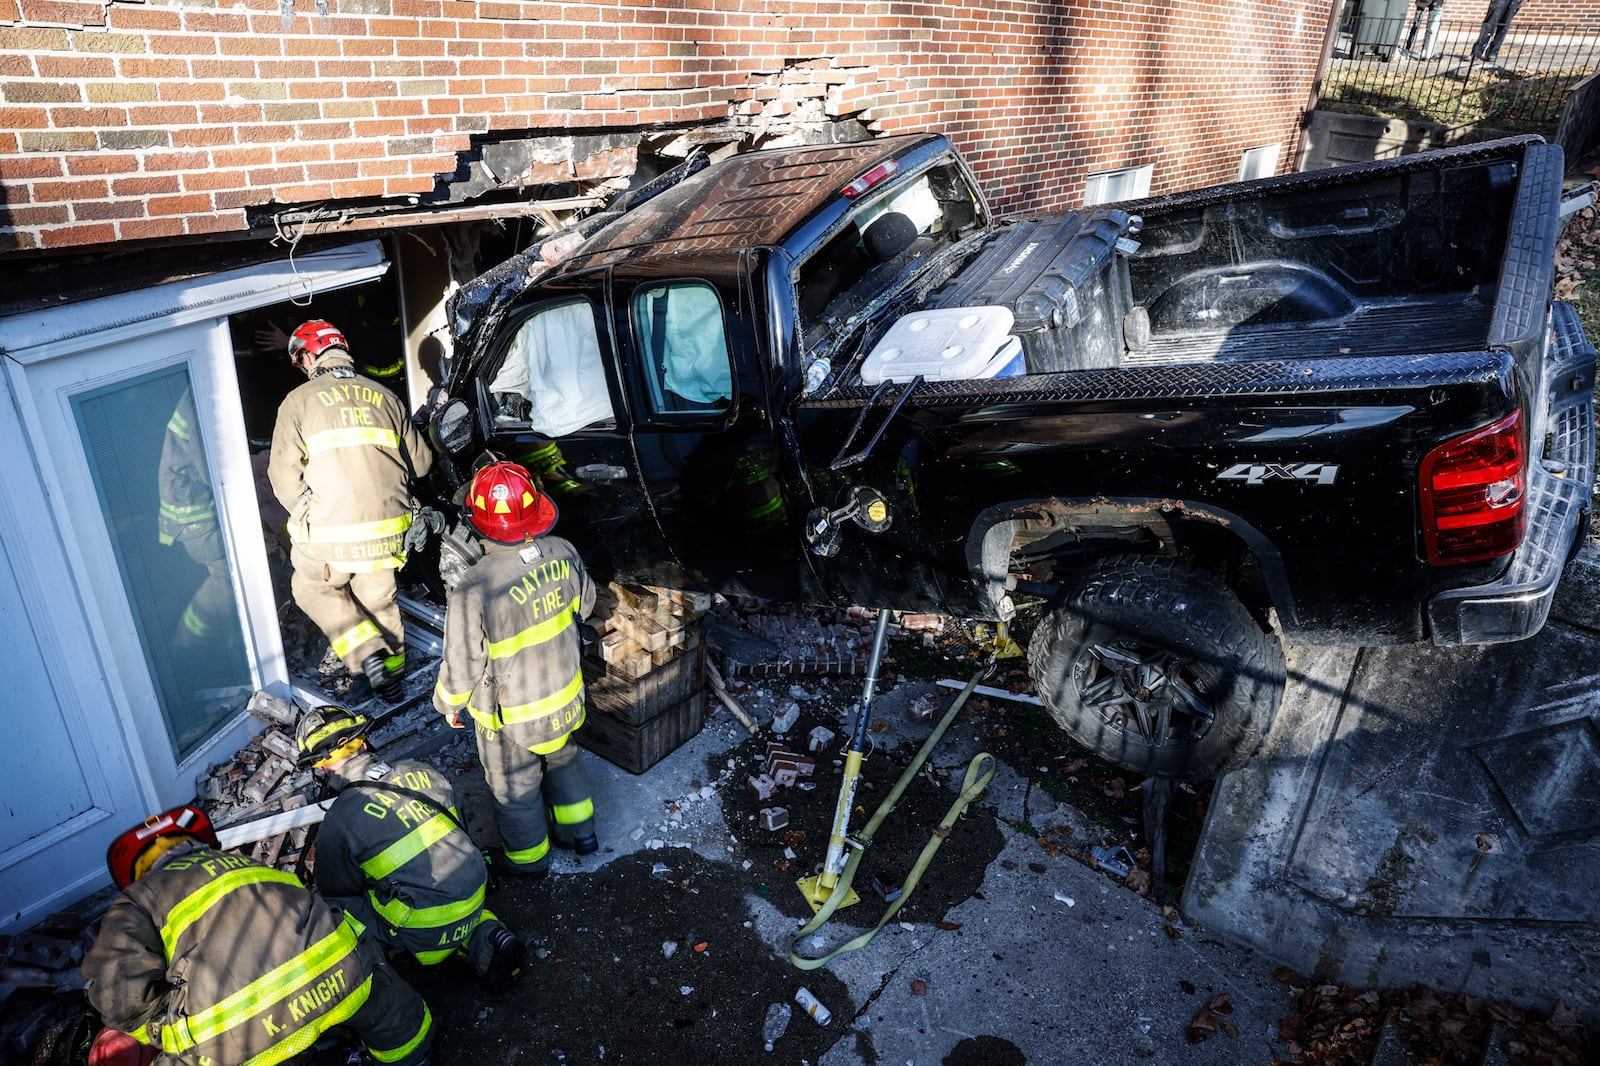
{"left": 860, "top": 306, "right": 1024, "bottom": 385}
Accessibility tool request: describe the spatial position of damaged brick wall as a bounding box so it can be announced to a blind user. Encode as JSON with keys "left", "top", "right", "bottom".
{"left": 0, "top": 0, "right": 1334, "bottom": 255}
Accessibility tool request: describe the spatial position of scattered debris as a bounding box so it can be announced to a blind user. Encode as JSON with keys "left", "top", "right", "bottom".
{"left": 795, "top": 986, "right": 831, "bottom": 1025}
{"left": 1089, "top": 844, "right": 1135, "bottom": 880}
{"left": 759, "top": 807, "right": 789, "bottom": 831}
{"left": 806, "top": 725, "right": 836, "bottom": 752}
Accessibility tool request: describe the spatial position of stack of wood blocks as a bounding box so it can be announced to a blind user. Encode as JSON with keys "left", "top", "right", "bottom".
{"left": 577, "top": 582, "right": 713, "bottom": 774}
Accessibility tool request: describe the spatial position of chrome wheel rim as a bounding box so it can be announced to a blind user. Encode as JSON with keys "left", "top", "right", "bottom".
{"left": 1071, "top": 638, "right": 1215, "bottom": 749}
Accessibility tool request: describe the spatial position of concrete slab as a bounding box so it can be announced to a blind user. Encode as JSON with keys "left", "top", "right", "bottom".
{"left": 1184, "top": 545, "right": 1600, "bottom": 1027}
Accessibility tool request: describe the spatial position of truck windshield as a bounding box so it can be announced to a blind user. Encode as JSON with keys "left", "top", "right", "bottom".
{"left": 795, "top": 160, "right": 984, "bottom": 348}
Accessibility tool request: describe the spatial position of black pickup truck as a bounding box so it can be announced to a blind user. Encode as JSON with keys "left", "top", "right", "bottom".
{"left": 425, "top": 131, "right": 1596, "bottom": 779}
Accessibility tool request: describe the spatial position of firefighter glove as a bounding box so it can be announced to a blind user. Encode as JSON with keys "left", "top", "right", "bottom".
{"left": 445, "top": 708, "right": 466, "bottom": 729}
{"left": 403, "top": 506, "right": 445, "bottom": 553}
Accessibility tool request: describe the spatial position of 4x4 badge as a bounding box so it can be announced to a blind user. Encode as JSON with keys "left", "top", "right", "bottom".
{"left": 1217, "top": 462, "right": 1340, "bottom": 486}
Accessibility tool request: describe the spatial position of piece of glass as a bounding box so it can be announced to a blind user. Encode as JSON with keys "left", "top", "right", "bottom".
{"left": 72, "top": 367, "right": 252, "bottom": 759}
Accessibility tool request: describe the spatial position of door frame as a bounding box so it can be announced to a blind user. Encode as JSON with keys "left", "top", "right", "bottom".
{"left": 0, "top": 241, "right": 389, "bottom": 931}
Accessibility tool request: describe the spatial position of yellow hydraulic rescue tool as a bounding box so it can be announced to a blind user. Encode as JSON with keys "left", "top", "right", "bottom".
{"left": 791, "top": 610, "right": 1000, "bottom": 970}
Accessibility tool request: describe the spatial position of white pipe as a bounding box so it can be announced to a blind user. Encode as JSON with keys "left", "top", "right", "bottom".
{"left": 935, "top": 679, "right": 1043, "bottom": 705}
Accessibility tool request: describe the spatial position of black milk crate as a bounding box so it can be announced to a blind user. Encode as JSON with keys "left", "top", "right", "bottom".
{"left": 582, "top": 643, "right": 705, "bottom": 726}
{"left": 576, "top": 692, "right": 706, "bottom": 775}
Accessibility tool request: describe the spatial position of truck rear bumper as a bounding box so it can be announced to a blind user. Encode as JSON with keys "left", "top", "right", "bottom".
{"left": 1428, "top": 302, "right": 1597, "bottom": 645}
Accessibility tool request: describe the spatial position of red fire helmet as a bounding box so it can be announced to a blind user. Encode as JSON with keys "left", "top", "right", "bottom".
{"left": 106, "top": 805, "right": 218, "bottom": 889}
{"left": 468, "top": 461, "right": 557, "bottom": 543}
{"left": 286, "top": 319, "right": 350, "bottom": 362}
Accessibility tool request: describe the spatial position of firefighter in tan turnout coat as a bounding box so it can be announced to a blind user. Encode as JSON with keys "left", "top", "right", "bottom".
{"left": 269, "top": 319, "right": 434, "bottom": 701}
{"left": 433, "top": 460, "right": 599, "bottom": 876}
{"left": 294, "top": 705, "right": 529, "bottom": 981}
{"left": 81, "top": 804, "right": 434, "bottom": 1066}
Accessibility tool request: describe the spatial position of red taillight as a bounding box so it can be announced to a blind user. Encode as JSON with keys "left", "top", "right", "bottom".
{"left": 1418, "top": 409, "right": 1526, "bottom": 565}
{"left": 841, "top": 160, "right": 899, "bottom": 199}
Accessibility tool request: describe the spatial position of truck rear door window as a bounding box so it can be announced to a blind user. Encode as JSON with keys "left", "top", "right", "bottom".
{"left": 632, "top": 281, "right": 734, "bottom": 415}
{"left": 486, "top": 297, "right": 616, "bottom": 437}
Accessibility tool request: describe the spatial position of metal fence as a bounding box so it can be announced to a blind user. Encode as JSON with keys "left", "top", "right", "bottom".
{"left": 1326, "top": 15, "right": 1600, "bottom": 133}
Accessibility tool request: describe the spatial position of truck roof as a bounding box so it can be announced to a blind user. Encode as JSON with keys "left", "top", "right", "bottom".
{"left": 571, "top": 132, "right": 944, "bottom": 268}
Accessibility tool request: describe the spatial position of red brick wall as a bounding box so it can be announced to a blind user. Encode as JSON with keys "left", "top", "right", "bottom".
{"left": 1437, "top": 0, "right": 1600, "bottom": 25}
{"left": 0, "top": 0, "right": 1335, "bottom": 256}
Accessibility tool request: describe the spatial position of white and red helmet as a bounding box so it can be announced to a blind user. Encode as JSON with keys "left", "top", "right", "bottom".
{"left": 286, "top": 319, "right": 350, "bottom": 363}
{"left": 468, "top": 461, "right": 557, "bottom": 543}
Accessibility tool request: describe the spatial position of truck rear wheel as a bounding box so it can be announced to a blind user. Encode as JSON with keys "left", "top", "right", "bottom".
{"left": 1027, "top": 555, "right": 1285, "bottom": 779}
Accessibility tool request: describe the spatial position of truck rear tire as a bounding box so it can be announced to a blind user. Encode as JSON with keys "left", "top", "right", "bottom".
{"left": 1027, "top": 555, "right": 1285, "bottom": 779}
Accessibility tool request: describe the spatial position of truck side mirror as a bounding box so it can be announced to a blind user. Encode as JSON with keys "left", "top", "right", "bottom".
{"left": 429, "top": 398, "right": 474, "bottom": 456}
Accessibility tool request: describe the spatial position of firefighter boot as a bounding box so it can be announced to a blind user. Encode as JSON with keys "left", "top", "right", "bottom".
{"left": 362, "top": 652, "right": 403, "bottom": 702}
{"left": 468, "top": 920, "right": 528, "bottom": 983}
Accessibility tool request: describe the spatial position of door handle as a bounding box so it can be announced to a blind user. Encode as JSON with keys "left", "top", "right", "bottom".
{"left": 574, "top": 463, "right": 630, "bottom": 482}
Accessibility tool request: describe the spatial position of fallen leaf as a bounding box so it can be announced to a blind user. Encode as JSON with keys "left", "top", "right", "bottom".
{"left": 935, "top": 921, "right": 962, "bottom": 930}
{"left": 910, "top": 979, "right": 927, "bottom": 995}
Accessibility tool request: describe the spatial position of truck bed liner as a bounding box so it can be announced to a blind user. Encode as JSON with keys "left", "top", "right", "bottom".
{"left": 1129, "top": 298, "right": 1494, "bottom": 366}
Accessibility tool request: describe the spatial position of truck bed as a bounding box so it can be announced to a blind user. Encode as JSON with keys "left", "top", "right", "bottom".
{"left": 1127, "top": 295, "right": 1495, "bottom": 365}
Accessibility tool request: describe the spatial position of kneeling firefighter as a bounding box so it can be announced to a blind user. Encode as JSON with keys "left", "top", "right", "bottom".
{"left": 432, "top": 460, "right": 599, "bottom": 877}
{"left": 295, "top": 705, "right": 528, "bottom": 982}
{"left": 81, "top": 805, "right": 434, "bottom": 1066}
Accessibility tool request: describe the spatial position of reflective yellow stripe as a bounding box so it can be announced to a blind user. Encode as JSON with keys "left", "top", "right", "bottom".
{"left": 550, "top": 797, "right": 595, "bottom": 826}
{"left": 167, "top": 411, "right": 192, "bottom": 439}
{"left": 372, "top": 882, "right": 486, "bottom": 932}
{"left": 486, "top": 604, "right": 577, "bottom": 660}
{"left": 499, "top": 671, "right": 583, "bottom": 728}
{"left": 415, "top": 948, "right": 453, "bottom": 965}
{"left": 181, "top": 604, "right": 210, "bottom": 639}
{"left": 161, "top": 867, "right": 303, "bottom": 948}
{"left": 130, "top": 1024, "right": 152, "bottom": 1045}
{"left": 328, "top": 555, "right": 405, "bottom": 573}
{"left": 332, "top": 621, "right": 382, "bottom": 660}
{"left": 467, "top": 702, "right": 499, "bottom": 730}
{"left": 163, "top": 923, "right": 359, "bottom": 1053}
{"left": 434, "top": 679, "right": 471, "bottom": 708}
{"left": 365, "top": 356, "right": 405, "bottom": 378}
{"left": 384, "top": 652, "right": 405, "bottom": 672}
{"left": 369, "top": 1003, "right": 432, "bottom": 1063}
{"left": 532, "top": 715, "right": 582, "bottom": 755}
{"left": 236, "top": 975, "right": 372, "bottom": 1066}
{"left": 288, "top": 513, "right": 413, "bottom": 545}
{"left": 161, "top": 501, "right": 216, "bottom": 524}
{"left": 362, "top": 813, "right": 455, "bottom": 880}
{"left": 503, "top": 837, "right": 550, "bottom": 865}
{"left": 306, "top": 427, "right": 400, "bottom": 456}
